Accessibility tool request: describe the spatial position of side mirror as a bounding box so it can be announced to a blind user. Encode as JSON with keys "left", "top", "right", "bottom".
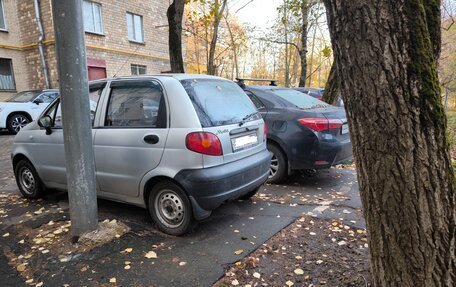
{"left": 33, "top": 98, "right": 44, "bottom": 105}
{"left": 38, "top": 115, "right": 53, "bottom": 135}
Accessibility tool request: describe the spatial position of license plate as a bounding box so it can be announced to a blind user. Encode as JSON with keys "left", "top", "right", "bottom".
{"left": 231, "top": 133, "right": 258, "bottom": 151}
{"left": 341, "top": 123, "right": 349, "bottom": 134}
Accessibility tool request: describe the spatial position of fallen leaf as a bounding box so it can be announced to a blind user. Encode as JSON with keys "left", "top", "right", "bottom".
{"left": 25, "top": 279, "right": 33, "bottom": 284}
{"left": 231, "top": 279, "right": 239, "bottom": 286}
{"left": 17, "top": 264, "right": 26, "bottom": 272}
{"left": 2, "top": 232, "right": 10, "bottom": 238}
{"left": 304, "top": 275, "right": 310, "bottom": 280}
{"left": 316, "top": 260, "right": 324, "bottom": 264}
{"left": 36, "top": 283, "right": 43, "bottom": 287}
{"left": 122, "top": 248, "right": 133, "bottom": 254}
{"left": 124, "top": 265, "right": 131, "bottom": 270}
{"left": 109, "top": 277, "right": 116, "bottom": 283}
{"left": 294, "top": 268, "right": 304, "bottom": 275}
{"left": 253, "top": 272, "right": 261, "bottom": 279}
{"left": 295, "top": 255, "right": 302, "bottom": 260}
{"left": 18, "top": 239, "right": 25, "bottom": 244}
{"left": 338, "top": 241, "right": 347, "bottom": 246}
{"left": 309, "top": 232, "right": 316, "bottom": 236}
{"left": 234, "top": 249, "right": 244, "bottom": 255}
{"left": 179, "top": 261, "right": 187, "bottom": 266}
{"left": 144, "top": 251, "right": 157, "bottom": 259}
{"left": 286, "top": 281, "right": 294, "bottom": 287}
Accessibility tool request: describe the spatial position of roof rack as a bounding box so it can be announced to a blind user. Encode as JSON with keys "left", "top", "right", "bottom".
{"left": 235, "top": 78, "right": 278, "bottom": 87}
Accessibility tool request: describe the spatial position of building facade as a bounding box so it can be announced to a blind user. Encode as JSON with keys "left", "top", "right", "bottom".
{"left": 0, "top": 0, "right": 172, "bottom": 101}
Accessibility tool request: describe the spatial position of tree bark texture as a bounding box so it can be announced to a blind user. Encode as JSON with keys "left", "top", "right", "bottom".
{"left": 322, "top": 60, "right": 340, "bottom": 104}
{"left": 167, "top": 0, "right": 186, "bottom": 73}
{"left": 207, "top": 0, "right": 227, "bottom": 75}
{"left": 299, "top": 1, "right": 309, "bottom": 87}
{"left": 323, "top": 1, "right": 455, "bottom": 286}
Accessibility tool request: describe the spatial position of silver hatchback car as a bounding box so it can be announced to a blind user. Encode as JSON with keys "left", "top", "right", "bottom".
{"left": 11, "top": 74, "right": 270, "bottom": 235}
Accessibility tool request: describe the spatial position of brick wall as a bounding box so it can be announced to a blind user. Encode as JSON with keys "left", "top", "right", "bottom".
{"left": 1, "top": 0, "right": 174, "bottom": 101}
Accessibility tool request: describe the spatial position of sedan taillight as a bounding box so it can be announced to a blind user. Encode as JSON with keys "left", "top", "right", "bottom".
{"left": 298, "top": 118, "right": 343, "bottom": 132}
{"left": 186, "top": 132, "right": 223, "bottom": 156}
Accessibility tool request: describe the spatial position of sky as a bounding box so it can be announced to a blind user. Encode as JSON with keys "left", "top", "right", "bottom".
{"left": 231, "top": 0, "right": 281, "bottom": 31}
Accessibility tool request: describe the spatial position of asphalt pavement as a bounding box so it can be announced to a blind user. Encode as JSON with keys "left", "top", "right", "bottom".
{"left": 0, "top": 132, "right": 363, "bottom": 286}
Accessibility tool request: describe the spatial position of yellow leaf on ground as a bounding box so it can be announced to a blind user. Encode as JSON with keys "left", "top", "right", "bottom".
{"left": 124, "top": 265, "right": 131, "bottom": 270}
{"left": 144, "top": 251, "right": 157, "bottom": 259}
{"left": 286, "top": 281, "right": 294, "bottom": 286}
{"left": 109, "top": 278, "right": 116, "bottom": 283}
{"left": 294, "top": 268, "right": 304, "bottom": 275}
{"left": 234, "top": 249, "right": 244, "bottom": 255}
{"left": 122, "top": 248, "right": 133, "bottom": 253}
{"left": 17, "top": 264, "right": 26, "bottom": 272}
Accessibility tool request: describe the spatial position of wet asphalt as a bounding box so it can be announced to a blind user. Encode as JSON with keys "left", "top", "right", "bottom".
{"left": 0, "top": 131, "right": 363, "bottom": 286}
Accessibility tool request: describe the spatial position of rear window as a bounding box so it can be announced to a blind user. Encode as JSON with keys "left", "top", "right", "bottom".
{"left": 270, "top": 89, "right": 329, "bottom": 109}
{"left": 181, "top": 79, "right": 259, "bottom": 127}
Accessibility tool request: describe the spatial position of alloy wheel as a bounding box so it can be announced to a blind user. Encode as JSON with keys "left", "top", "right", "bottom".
{"left": 269, "top": 153, "right": 279, "bottom": 178}
{"left": 11, "top": 115, "right": 29, "bottom": 133}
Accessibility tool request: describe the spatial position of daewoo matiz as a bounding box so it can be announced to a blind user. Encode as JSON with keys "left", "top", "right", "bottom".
{"left": 11, "top": 75, "right": 270, "bottom": 235}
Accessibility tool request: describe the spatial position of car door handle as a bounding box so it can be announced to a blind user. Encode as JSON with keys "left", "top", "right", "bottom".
{"left": 144, "top": 135, "right": 159, "bottom": 144}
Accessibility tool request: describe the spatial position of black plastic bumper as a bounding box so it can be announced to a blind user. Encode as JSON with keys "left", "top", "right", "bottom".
{"left": 174, "top": 149, "right": 271, "bottom": 220}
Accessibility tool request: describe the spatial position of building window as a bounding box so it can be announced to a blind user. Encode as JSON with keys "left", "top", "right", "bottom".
{"left": 0, "top": 0, "right": 6, "bottom": 31}
{"left": 83, "top": 1, "right": 103, "bottom": 34}
{"left": 126, "top": 12, "right": 143, "bottom": 43}
{"left": 131, "top": 64, "right": 147, "bottom": 75}
{"left": 0, "top": 58, "right": 15, "bottom": 90}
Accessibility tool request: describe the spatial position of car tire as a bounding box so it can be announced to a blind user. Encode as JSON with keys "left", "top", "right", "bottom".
{"left": 7, "top": 113, "right": 31, "bottom": 135}
{"left": 14, "top": 160, "right": 44, "bottom": 199}
{"left": 148, "top": 181, "right": 194, "bottom": 236}
{"left": 238, "top": 186, "right": 261, "bottom": 200}
{"left": 267, "top": 143, "right": 287, "bottom": 183}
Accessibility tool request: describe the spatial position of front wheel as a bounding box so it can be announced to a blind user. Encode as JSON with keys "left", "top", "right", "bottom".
{"left": 148, "top": 181, "right": 194, "bottom": 236}
{"left": 14, "top": 160, "right": 44, "bottom": 199}
{"left": 7, "top": 113, "right": 31, "bottom": 134}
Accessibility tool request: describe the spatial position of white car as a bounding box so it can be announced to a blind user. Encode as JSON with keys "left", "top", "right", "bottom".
{"left": 0, "top": 90, "right": 59, "bottom": 134}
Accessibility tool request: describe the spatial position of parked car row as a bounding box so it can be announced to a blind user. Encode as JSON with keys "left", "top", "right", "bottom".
{"left": 7, "top": 75, "right": 352, "bottom": 235}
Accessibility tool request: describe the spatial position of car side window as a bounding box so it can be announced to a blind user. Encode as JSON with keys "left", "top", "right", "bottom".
{"left": 40, "top": 92, "right": 59, "bottom": 103}
{"left": 89, "top": 82, "right": 106, "bottom": 123}
{"left": 43, "top": 100, "right": 62, "bottom": 128}
{"left": 245, "top": 91, "right": 266, "bottom": 110}
{"left": 105, "top": 80, "right": 166, "bottom": 128}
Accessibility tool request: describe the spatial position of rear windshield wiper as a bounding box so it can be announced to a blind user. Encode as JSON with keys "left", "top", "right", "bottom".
{"left": 239, "top": 112, "right": 258, "bottom": 126}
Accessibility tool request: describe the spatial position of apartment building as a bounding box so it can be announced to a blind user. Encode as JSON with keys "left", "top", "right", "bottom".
{"left": 0, "top": 0, "right": 173, "bottom": 101}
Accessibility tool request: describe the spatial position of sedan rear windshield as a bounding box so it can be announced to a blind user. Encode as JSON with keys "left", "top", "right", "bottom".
{"left": 181, "top": 79, "right": 259, "bottom": 127}
{"left": 271, "top": 89, "right": 329, "bottom": 109}
{"left": 7, "top": 91, "right": 42, "bottom": 103}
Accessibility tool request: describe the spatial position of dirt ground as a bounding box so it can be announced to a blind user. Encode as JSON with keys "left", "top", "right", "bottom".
{"left": 213, "top": 216, "right": 370, "bottom": 287}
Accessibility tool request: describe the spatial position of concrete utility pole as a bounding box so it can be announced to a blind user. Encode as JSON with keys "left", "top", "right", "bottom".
{"left": 51, "top": 0, "right": 98, "bottom": 239}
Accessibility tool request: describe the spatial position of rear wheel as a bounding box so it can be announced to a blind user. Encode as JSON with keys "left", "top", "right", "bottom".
{"left": 267, "top": 143, "right": 287, "bottom": 183}
{"left": 7, "top": 113, "right": 31, "bottom": 134}
{"left": 148, "top": 181, "right": 193, "bottom": 236}
{"left": 14, "top": 160, "right": 44, "bottom": 199}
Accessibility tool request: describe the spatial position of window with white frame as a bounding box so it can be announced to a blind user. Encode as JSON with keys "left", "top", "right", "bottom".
{"left": 0, "top": 0, "right": 6, "bottom": 30}
{"left": 126, "top": 12, "right": 143, "bottom": 42}
{"left": 83, "top": 0, "right": 103, "bottom": 34}
{"left": 0, "top": 58, "right": 15, "bottom": 90}
{"left": 131, "top": 64, "right": 147, "bottom": 75}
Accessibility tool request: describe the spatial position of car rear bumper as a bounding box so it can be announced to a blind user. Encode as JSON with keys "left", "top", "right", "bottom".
{"left": 174, "top": 149, "right": 271, "bottom": 219}
{"left": 289, "top": 137, "right": 353, "bottom": 170}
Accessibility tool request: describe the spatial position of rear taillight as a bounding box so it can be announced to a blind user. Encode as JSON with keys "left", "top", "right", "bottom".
{"left": 298, "top": 118, "right": 343, "bottom": 132}
{"left": 263, "top": 123, "right": 268, "bottom": 142}
{"left": 186, "top": 132, "right": 223, "bottom": 156}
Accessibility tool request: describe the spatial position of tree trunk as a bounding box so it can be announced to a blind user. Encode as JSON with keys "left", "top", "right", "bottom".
{"left": 322, "top": 60, "right": 340, "bottom": 105}
{"left": 307, "top": 25, "right": 317, "bottom": 86}
{"left": 207, "top": 0, "right": 227, "bottom": 75}
{"left": 324, "top": 1, "right": 455, "bottom": 286}
{"left": 298, "top": 0, "right": 309, "bottom": 87}
{"left": 167, "top": 0, "right": 186, "bottom": 73}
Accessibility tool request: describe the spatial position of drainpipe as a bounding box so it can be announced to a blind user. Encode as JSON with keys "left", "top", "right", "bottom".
{"left": 34, "top": 0, "right": 50, "bottom": 89}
